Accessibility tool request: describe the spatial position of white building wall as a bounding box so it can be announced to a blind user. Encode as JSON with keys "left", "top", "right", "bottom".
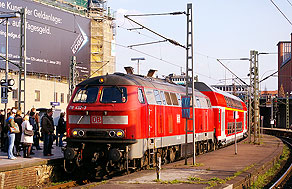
{"left": 0, "top": 72, "right": 69, "bottom": 112}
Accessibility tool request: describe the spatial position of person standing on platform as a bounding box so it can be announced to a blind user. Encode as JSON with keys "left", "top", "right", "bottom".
{"left": 21, "top": 115, "right": 34, "bottom": 158}
{"left": 0, "top": 110, "right": 5, "bottom": 151}
{"left": 14, "top": 110, "right": 23, "bottom": 157}
{"left": 57, "top": 112, "right": 66, "bottom": 147}
{"left": 41, "top": 109, "right": 54, "bottom": 156}
{"left": 34, "top": 113, "right": 41, "bottom": 150}
{"left": 7, "top": 109, "right": 17, "bottom": 160}
{"left": 29, "top": 111, "right": 37, "bottom": 155}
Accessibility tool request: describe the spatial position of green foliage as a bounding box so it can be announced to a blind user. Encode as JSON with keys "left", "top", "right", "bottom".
{"left": 251, "top": 144, "right": 290, "bottom": 188}
{"left": 191, "top": 163, "right": 205, "bottom": 167}
{"left": 188, "top": 176, "right": 204, "bottom": 181}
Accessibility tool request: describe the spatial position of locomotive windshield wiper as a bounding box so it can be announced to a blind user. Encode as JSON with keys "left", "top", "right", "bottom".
{"left": 114, "top": 85, "right": 124, "bottom": 96}
{"left": 77, "top": 115, "right": 84, "bottom": 124}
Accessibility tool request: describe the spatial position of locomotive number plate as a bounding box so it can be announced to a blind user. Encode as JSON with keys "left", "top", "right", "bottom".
{"left": 91, "top": 116, "right": 102, "bottom": 124}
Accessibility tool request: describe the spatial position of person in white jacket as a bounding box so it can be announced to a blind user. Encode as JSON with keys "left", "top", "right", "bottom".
{"left": 21, "top": 115, "right": 34, "bottom": 158}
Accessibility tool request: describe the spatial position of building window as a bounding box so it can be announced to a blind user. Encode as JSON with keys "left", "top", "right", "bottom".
{"left": 35, "top": 90, "right": 40, "bottom": 102}
{"left": 61, "top": 93, "right": 64, "bottom": 103}
{"left": 12, "top": 89, "right": 18, "bottom": 100}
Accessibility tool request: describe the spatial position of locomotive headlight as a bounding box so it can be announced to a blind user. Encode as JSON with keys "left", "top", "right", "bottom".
{"left": 78, "top": 130, "right": 85, "bottom": 137}
{"left": 116, "top": 130, "right": 124, "bottom": 138}
{"left": 72, "top": 130, "right": 78, "bottom": 136}
{"left": 99, "top": 78, "right": 104, "bottom": 83}
{"left": 109, "top": 130, "right": 116, "bottom": 138}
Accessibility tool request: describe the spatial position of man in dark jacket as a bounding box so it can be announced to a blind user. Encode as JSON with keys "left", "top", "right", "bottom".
{"left": 14, "top": 110, "right": 23, "bottom": 156}
{"left": 41, "top": 109, "right": 54, "bottom": 156}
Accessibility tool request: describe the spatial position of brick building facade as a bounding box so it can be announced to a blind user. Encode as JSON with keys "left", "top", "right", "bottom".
{"left": 277, "top": 34, "right": 292, "bottom": 96}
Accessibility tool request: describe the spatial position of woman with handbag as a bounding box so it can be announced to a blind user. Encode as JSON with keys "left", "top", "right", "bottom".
{"left": 7, "top": 109, "right": 19, "bottom": 160}
{"left": 21, "top": 115, "right": 34, "bottom": 158}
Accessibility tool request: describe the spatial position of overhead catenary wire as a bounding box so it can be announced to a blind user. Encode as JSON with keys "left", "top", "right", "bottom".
{"left": 286, "top": 0, "right": 292, "bottom": 7}
{"left": 216, "top": 59, "right": 249, "bottom": 86}
{"left": 124, "top": 12, "right": 186, "bottom": 17}
{"left": 124, "top": 15, "right": 186, "bottom": 49}
{"left": 270, "top": 0, "right": 292, "bottom": 26}
{"left": 100, "top": 38, "right": 219, "bottom": 81}
{"left": 128, "top": 40, "right": 167, "bottom": 48}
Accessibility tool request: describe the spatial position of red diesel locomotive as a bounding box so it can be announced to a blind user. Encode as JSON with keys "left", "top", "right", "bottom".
{"left": 63, "top": 72, "right": 247, "bottom": 175}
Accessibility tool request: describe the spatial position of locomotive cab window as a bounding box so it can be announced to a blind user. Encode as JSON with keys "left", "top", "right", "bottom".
{"left": 138, "top": 88, "right": 145, "bottom": 104}
{"left": 100, "top": 86, "right": 127, "bottom": 103}
{"left": 72, "top": 86, "right": 99, "bottom": 103}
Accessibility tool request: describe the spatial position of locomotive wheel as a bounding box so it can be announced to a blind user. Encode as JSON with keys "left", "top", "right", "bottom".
{"left": 198, "top": 142, "right": 202, "bottom": 154}
{"left": 168, "top": 148, "right": 175, "bottom": 162}
{"left": 162, "top": 149, "right": 168, "bottom": 164}
{"left": 141, "top": 154, "right": 149, "bottom": 169}
{"left": 64, "top": 159, "right": 76, "bottom": 173}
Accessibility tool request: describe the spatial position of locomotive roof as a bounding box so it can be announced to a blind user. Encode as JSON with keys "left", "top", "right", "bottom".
{"left": 78, "top": 73, "right": 206, "bottom": 97}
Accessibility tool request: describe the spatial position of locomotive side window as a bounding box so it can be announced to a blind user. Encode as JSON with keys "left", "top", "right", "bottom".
{"left": 138, "top": 88, "right": 145, "bottom": 104}
{"left": 160, "top": 91, "right": 166, "bottom": 105}
{"left": 100, "top": 86, "right": 127, "bottom": 103}
{"left": 144, "top": 88, "right": 156, "bottom": 104}
{"left": 164, "top": 92, "right": 172, "bottom": 105}
{"left": 176, "top": 93, "right": 181, "bottom": 106}
{"left": 72, "top": 87, "right": 99, "bottom": 103}
{"left": 170, "top": 93, "right": 179, "bottom": 105}
{"left": 154, "top": 90, "right": 162, "bottom": 105}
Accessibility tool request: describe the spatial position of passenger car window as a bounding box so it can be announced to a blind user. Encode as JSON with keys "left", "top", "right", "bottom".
{"left": 100, "top": 86, "right": 127, "bottom": 103}
{"left": 73, "top": 87, "right": 99, "bottom": 103}
{"left": 196, "top": 97, "right": 201, "bottom": 107}
{"left": 138, "top": 88, "right": 145, "bottom": 104}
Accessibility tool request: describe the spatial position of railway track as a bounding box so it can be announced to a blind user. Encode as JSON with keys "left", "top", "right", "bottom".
{"left": 269, "top": 137, "right": 292, "bottom": 188}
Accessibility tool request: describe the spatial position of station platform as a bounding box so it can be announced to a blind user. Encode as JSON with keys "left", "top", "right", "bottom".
{"left": 264, "top": 127, "right": 292, "bottom": 132}
{"left": 0, "top": 142, "right": 63, "bottom": 172}
{"left": 87, "top": 135, "right": 284, "bottom": 189}
{"left": 0, "top": 142, "right": 64, "bottom": 188}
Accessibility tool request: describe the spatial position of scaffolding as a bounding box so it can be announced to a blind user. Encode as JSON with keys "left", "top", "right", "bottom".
{"left": 88, "top": 0, "right": 115, "bottom": 77}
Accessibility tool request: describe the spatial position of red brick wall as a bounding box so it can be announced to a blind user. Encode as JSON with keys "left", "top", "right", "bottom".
{"left": 278, "top": 35, "right": 292, "bottom": 96}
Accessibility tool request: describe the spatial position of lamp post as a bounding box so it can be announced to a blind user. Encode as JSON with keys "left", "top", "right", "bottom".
{"left": 0, "top": 12, "right": 20, "bottom": 120}
{"left": 50, "top": 76, "right": 61, "bottom": 103}
{"left": 131, "top": 57, "right": 145, "bottom": 75}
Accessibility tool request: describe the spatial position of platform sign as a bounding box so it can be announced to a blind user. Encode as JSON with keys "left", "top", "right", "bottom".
{"left": 182, "top": 96, "right": 191, "bottom": 118}
{"left": 50, "top": 102, "right": 60, "bottom": 106}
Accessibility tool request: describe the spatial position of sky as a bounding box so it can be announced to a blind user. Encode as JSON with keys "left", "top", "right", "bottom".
{"left": 107, "top": 0, "right": 292, "bottom": 91}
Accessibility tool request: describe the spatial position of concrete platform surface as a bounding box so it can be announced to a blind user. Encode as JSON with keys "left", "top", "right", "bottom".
{"left": 0, "top": 141, "right": 64, "bottom": 172}
{"left": 80, "top": 135, "right": 283, "bottom": 189}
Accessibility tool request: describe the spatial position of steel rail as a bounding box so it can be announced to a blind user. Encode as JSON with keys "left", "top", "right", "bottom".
{"left": 269, "top": 138, "right": 292, "bottom": 188}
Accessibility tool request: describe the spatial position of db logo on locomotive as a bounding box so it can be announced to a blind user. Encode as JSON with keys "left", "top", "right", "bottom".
{"left": 91, "top": 116, "right": 102, "bottom": 124}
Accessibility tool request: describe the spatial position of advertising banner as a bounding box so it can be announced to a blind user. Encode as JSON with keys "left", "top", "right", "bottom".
{"left": 0, "top": 0, "right": 90, "bottom": 77}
